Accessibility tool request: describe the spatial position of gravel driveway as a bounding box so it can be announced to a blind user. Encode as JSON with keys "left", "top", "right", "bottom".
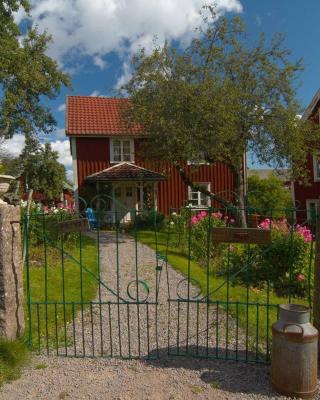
{"left": 65, "top": 232, "right": 248, "bottom": 360}
{"left": 0, "top": 232, "right": 310, "bottom": 399}
{"left": 0, "top": 355, "right": 292, "bottom": 399}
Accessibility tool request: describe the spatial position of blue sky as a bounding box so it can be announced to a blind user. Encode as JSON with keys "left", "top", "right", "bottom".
{"left": 5, "top": 0, "right": 320, "bottom": 177}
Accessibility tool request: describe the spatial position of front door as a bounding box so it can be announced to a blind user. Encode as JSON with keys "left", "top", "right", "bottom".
{"left": 114, "top": 184, "right": 136, "bottom": 223}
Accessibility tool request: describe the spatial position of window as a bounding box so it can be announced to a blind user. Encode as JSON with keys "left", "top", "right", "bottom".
{"left": 313, "top": 155, "right": 320, "bottom": 182}
{"left": 188, "top": 183, "right": 211, "bottom": 207}
{"left": 110, "top": 139, "right": 134, "bottom": 162}
{"left": 306, "top": 199, "right": 319, "bottom": 222}
{"left": 187, "top": 151, "right": 207, "bottom": 165}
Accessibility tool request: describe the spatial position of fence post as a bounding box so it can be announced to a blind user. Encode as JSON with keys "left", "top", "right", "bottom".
{"left": 313, "top": 206, "right": 320, "bottom": 356}
{"left": 0, "top": 203, "right": 24, "bottom": 339}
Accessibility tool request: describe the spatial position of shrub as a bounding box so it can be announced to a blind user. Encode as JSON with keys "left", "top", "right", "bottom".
{"left": 134, "top": 210, "right": 164, "bottom": 230}
{"left": 225, "top": 218, "right": 312, "bottom": 297}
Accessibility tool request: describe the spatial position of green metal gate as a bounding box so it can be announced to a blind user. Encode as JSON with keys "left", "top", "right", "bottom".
{"left": 23, "top": 204, "right": 314, "bottom": 363}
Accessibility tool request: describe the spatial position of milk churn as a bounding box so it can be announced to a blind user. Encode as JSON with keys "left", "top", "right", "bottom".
{"left": 271, "top": 304, "right": 318, "bottom": 399}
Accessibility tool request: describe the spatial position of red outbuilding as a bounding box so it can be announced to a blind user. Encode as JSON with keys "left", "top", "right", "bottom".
{"left": 293, "top": 89, "right": 320, "bottom": 221}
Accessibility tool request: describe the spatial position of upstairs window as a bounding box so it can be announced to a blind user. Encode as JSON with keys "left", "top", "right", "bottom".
{"left": 188, "top": 183, "right": 211, "bottom": 207}
{"left": 110, "top": 139, "right": 134, "bottom": 163}
{"left": 313, "top": 155, "right": 320, "bottom": 182}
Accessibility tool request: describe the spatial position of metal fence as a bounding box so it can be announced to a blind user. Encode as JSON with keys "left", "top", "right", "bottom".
{"left": 23, "top": 205, "right": 315, "bottom": 363}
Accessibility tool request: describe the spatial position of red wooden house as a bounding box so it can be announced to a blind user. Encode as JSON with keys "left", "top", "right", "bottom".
{"left": 294, "top": 89, "right": 320, "bottom": 220}
{"left": 66, "top": 96, "right": 236, "bottom": 222}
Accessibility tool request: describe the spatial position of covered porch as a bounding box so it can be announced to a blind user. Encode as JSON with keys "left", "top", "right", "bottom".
{"left": 85, "top": 162, "right": 165, "bottom": 223}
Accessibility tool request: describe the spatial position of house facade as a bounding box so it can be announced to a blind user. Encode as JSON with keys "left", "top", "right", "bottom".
{"left": 293, "top": 89, "right": 320, "bottom": 220}
{"left": 66, "top": 96, "right": 236, "bottom": 221}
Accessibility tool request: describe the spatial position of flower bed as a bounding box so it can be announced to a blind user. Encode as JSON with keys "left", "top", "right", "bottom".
{"left": 168, "top": 210, "right": 313, "bottom": 298}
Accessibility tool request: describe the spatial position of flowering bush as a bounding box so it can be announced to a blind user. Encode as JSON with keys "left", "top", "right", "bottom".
{"left": 225, "top": 218, "right": 312, "bottom": 297}
{"left": 21, "top": 200, "right": 78, "bottom": 248}
{"left": 168, "top": 209, "right": 232, "bottom": 267}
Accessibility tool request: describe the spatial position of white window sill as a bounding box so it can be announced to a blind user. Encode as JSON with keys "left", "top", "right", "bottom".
{"left": 110, "top": 160, "right": 135, "bottom": 164}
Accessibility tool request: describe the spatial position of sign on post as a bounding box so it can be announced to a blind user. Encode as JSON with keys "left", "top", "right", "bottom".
{"left": 52, "top": 218, "right": 90, "bottom": 234}
{"left": 212, "top": 227, "right": 271, "bottom": 245}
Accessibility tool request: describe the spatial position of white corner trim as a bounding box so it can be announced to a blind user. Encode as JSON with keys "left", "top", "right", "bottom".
{"left": 70, "top": 137, "right": 79, "bottom": 209}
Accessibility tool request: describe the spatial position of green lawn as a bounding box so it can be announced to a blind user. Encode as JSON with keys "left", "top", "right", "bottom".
{"left": 25, "top": 234, "right": 98, "bottom": 351}
{"left": 137, "top": 230, "right": 307, "bottom": 357}
{"left": 0, "top": 340, "right": 29, "bottom": 387}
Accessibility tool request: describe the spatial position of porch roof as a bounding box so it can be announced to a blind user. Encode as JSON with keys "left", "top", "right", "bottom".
{"left": 86, "top": 162, "right": 166, "bottom": 182}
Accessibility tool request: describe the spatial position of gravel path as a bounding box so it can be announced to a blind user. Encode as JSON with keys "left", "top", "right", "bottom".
{"left": 0, "top": 232, "right": 309, "bottom": 399}
{"left": 0, "top": 355, "right": 293, "bottom": 399}
{"left": 65, "top": 232, "right": 248, "bottom": 359}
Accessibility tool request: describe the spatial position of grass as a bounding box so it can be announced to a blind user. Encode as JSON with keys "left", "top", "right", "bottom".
{"left": 0, "top": 340, "right": 30, "bottom": 386}
{"left": 25, "top": 234, "right": 98, "bottom": 351}
{"left": 137, "top": 230, "right": 307, "bottom": 357}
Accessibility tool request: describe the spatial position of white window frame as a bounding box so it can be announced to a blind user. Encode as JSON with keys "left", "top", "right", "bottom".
{"left": 306, "top": 199, "right": 320, "bottom": 221}
{"left": 110, "top": 138, "right": 134, "bottom": 163}
{"left": 313, "top": 155, "right": 320, "bottom": 182}
{"left": 187, "top": 151, "right": 208, "bottom": 165}
{"left": 188, "top": 183, "right": 211, "bottom": 208}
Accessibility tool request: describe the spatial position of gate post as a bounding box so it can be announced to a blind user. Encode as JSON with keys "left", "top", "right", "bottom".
{"left": 0, "top": 203, "right": 24, "bottom": 339}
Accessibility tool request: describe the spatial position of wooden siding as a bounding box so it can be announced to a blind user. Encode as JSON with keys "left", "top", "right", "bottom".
{"left": 294, "top": 153, "right": 320, "bottom": 211}
{"left": 76, "top": 137, "right": 235, "bottom": 215}
{"left": 294, "top": 108, "right": 320, "bottom": 219}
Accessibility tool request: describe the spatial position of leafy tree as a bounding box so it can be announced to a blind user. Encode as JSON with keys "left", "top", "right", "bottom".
{"left": 247, "top": 172, "right": 292, "bottom": 217}
{"left": 123, "top": 4, "right": 320, "bottom": 221}
{"left": 0, "top": 0, "right": 70, "bottom": 137}
{"left": 18, "top": 135, "right": 66, "bottom": 199}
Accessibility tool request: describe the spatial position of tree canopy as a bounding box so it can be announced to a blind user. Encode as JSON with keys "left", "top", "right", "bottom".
{"left": 0, "top": 0, "right": 70, "bottom": 137}
{"left": 123, "top": 5, "right": 320, "bottom": 206}
{"left": 18, "top": 135, "right": 66, "bottom": 200}
{"left": 247, "top": 171, "right": 292, "bottom": 217}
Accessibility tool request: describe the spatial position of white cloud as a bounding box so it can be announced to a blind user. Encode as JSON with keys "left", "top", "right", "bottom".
{"left": 58, "top": 103, "right": 66, "bottom": 112}
{"left": 93, "top": 55, "right": 108, "bottom": 70}
{"left": 25, "top": 0, "right": 242, "bottom": 68}
{"left": 89, "top": 90, "right": 100, "bottom": 97}
{"left": 0, "top": 135, "right": 25, "bottom": 158}
{"left": 115, "top": 61, "right": 132, "bottom": 91}
{"left": 49, "top": 140, "right": 72, "bottom": 169}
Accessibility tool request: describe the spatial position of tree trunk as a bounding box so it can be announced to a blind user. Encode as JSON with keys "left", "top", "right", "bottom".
{"left": 237, "top": 156, "right": 247, "bottom": 228}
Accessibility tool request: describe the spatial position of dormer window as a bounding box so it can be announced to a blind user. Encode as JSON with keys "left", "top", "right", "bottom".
{"left": 110, "top": 139, "right": 134, "bottom": 163}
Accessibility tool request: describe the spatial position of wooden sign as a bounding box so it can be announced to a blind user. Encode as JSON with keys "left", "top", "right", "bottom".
{"left": 53, "top": 218, "right": 89, "bottom": 234}
{"left": 212, "top": 227, "right": 271, "bottom": 245}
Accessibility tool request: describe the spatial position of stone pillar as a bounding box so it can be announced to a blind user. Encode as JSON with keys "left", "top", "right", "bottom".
{"left": 0, "top": 204, "right": 24, "bottom": 339}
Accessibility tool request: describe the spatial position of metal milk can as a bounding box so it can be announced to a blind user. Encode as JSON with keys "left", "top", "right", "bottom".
{"left": 271, "top": 304, "right": 318, "bottom": 399}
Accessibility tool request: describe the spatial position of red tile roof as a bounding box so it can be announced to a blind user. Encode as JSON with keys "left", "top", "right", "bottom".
{"left": 66, "top": 96, "right": 141, "bottom": 136}
{"left": 86, "top": 162, "right": 166, "bottom": 182}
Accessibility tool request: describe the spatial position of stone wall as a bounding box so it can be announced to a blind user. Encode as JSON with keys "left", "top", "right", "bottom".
{"left": 0, "top": 204, "right": 24, "bottom": 339}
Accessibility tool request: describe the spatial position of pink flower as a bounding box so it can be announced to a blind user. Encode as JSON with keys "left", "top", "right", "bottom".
{"left": 296, "top": 226, "right": 312, "bottom": 242}
{"left": 230, "top": 218, "right": 235, "bottom": 224}
{"left": 212, "top": 211, "right": 223, "bottom": 220}
{"left": 191, "top": 216, "right": 198, "bottom": 225}
{"left": 259, "top": 218, "right": 271, "bottom": 230}
{"left": 296, "top": 274, "right": 305, "bottom": 282}
{"left": 199, "top": 211, "right": 207, "bottom": 218}
{"left": 229, "top": 245, "right": 235, "bottom": 252}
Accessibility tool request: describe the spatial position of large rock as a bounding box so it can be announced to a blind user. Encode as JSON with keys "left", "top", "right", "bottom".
{"left": 0, "top": 204, "right": 24, "bottom": 339}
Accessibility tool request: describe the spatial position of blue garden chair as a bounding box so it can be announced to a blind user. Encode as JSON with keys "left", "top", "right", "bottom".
{"left": 85, "top": 207, "right": 98, "bottom": 230}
